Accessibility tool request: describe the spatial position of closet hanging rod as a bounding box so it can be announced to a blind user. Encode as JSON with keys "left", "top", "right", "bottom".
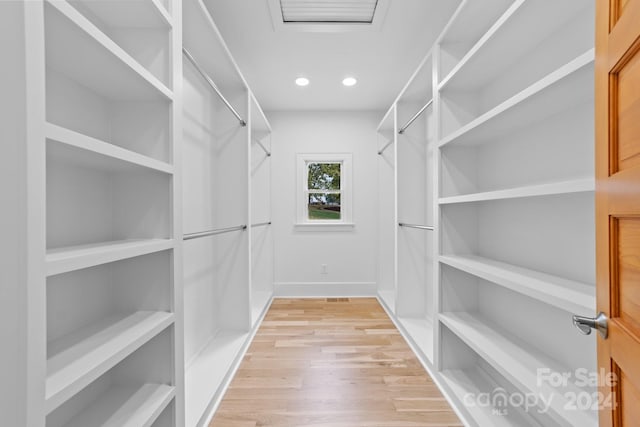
{"left": 398, "top": 222, "right": 434, "bottom": 231}
{"left": 251, "top": 221, "right": 271, "bottom": 228}
{"left": 378, "top": 139, "right": 393, "bottom": 155}
{"left": 398, "top": 99, "right": 433, "bottom": 135}
{"left": 252, "top": 138, "right": 271, "bottom": 156}
{"left": 183, "top": 224, "right": 247, "bottom": 241}
{"left": 182, "top": 47, "right": 247, "bottom": 127}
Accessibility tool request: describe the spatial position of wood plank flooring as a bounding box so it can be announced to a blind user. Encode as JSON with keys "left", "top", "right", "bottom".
{"left": 209, "top": 298, "right": 462, "bottom": 427}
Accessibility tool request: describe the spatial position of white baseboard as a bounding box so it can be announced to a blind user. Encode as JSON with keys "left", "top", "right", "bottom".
{"left": 274, "top": 281, "right": 377, "bottom": 297}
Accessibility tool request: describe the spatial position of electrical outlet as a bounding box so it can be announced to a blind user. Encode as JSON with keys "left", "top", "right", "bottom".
{"left": 321, "top": 264, "right": 328, "bottom": 274}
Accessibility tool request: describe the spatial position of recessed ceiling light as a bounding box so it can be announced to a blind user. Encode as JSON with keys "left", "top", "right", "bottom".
{"left": 295, "top": 77, "right": 309, "bottom": 86}
{"left": 342, "top": 77, "right": 357, "bottom": 87}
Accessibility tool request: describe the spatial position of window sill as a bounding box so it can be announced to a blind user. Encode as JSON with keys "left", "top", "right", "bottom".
{"left": 294, "top": 222, "right": 355, "bottom": 232}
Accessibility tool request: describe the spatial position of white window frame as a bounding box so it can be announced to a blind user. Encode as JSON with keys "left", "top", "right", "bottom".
{"left": 296, "top": 153, "right": 353, "bottom": 230}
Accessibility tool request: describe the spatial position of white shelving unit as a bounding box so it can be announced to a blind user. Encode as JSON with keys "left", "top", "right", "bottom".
{"left": 440, "top": 312, "right": 597, "bottom": 426}
{"left": 14, "top": 0, "right": 184, "bottom": 424}
{"left": 46, "top": 311, "right": 174, "bottom": 413}
{"left": 376, "top": 106, "right": 397, "bottom": 315}
{"left": 439, "top": 367, "right": 540, "bottom": 427}
{"left": 184, "top": 331, "right": 250, "bottom": 427}
{"left": 396, "top": 54, "right": 438, "bottom": 364}
{"left": 45, "top": 1, "right": 172, "bottom": 102}
{"left": 435, "top": 0, "right": 597, "bottom": 424}
{"left": 47, "top": 323, "right": 177, "bottom": 427}
{"left": 5, "top": 0, "right": 265, "bottom": 425}
{"left": 181, "top": 0, "right": 273, "bottom": 425}
{"left": 396, "top": 55, "right": 431, "bottom": 318}
{"left": 439, "top": 0, "right": 593, "bottom": 137}
{"left": 439, "top": 50, "right": 594, "bottom": 148}
{"left": 376, "top": 52, "right": 439, "bottom": 365}
{"left": 439, "top": 0, "right": 591, "bottom": 95}
{"left": 249, "top": 93, "right": 274, "bottom": 328}
{"left": 437, "top": 0, "right": 515, "bottom": 83}
{"left": 63, "top": 383, "right": 175, "bottom": 427}
{"left": 64, "top": 0, "right": 173, "bottom": 90}
{"left": 377, "top": 1, "right": 598, "bottom": 425}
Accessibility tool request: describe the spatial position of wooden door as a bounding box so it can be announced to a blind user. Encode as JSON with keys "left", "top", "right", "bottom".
{"left": 596, "top": 0, "right": 640, "bottom": 425}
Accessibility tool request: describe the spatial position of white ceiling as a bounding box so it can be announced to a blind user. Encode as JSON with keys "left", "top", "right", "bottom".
{"left": 203, "top": 0, "right": 460, "bottom": 112}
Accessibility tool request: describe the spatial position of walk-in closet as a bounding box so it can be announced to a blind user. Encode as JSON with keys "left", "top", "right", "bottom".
{"left": 3, "top": 0, "right": 639, "bottom": 426}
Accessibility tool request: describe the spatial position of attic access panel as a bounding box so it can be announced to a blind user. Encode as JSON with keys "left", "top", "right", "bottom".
{"left": 280, "top": 0, "right": 379, "bottom": 23}
{"left": 267, "top": 0, "right": 389, "bottom": 32}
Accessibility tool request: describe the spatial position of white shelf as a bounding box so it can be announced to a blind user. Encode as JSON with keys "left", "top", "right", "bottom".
{"left": 440, "top": 0, "right": 525, "bottom": 89}
{"left": 439, "top": 0, "right": 520, "bottom": 84}
{"left": 251, "top": 290, "right": 272, "bottom": 327}
{"left": 69, "top": 0, "right": 172, "bottom": 29}
{"left": 440, "top": 0, "right": 513, "bottom": 46}
{"left": 439, "top": 255, "right": 595, "bottom": 314}
{"left": 439, "top": 312, "right": 598, "bottom": 427}
{"left": 47, "top": 239, "right": 174, "bottom": 277}
{"left": 440, "top": 367, "right": 540, "bottom": 427}
{"left": 439, "top": 50, "right": 594, "bottom": 148}
{"left": 46, "top": 123, "right": 174, "bottom": 175}
{"left": 46, "top": 311, "right": 174, "bottom": 414}
{"left": 377, "top": 290, "right": 396, "bottom": 314}
{"left": 45, "top": 0, "right": 172, "bottom": 101}
{"left": 182, "top": 0, "right": 248, "bottom": 96}
{"left": 440, "top": 0, "right": 587, "bottom": 91}
{"left": 397, "top": 317, "right": 434, "bottom": 362}
{"left": 185, "top": 330, "right": 250, "bottom": 427}
{"left": 64, "top": 383, "right": 174, "bottom": 427}
{"left": 439, "top": 178, "right": 594, "bottom": 205}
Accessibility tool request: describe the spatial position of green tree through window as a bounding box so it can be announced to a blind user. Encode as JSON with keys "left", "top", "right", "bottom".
{"left": 307, "top": 162, "right": 341, "bottom": 220}
{"left": 308, "top": 163, "right": 341, "bottom": 190}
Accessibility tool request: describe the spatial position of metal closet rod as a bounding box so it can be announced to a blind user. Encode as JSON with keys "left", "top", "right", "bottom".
{"left": 253, "top": 138, "right": 271, "bottom": 156}
{"left": 398, "top": 99, "right": 433, "bottom": 135}
{"left": 182, "top": 47, "right": 247, "bottom": 127}
{"left": 399, "top": 222, "right": 434, "bottom": 231}
{"left": 183, "top": 224, "right": 247, "bottom": 241}
{"left": 251, "top": 221, "right": 271, "bottom": 228}
{"left": 377, "top": 139, "right": 393, "bottom": 155}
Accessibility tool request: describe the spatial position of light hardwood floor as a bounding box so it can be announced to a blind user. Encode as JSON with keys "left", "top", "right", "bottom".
{"left": 209, "top": 298, "right": 462, "bottom": 427}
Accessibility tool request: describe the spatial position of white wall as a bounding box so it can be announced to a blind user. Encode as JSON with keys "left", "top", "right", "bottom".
{"left": 270, "top": 111, "right": 380, "bottom": 296}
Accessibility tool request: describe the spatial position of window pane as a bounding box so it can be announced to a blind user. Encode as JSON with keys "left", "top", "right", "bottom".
{"left": 308, "top": 163, "right": 341, "bottom": 190}
{"left": 308, "top": 193, "right": 341, "bottom": 220}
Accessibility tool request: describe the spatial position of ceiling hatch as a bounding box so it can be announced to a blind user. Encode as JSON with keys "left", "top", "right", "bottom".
{"left": 267, "top": 0, "right": 389, "bottom": 32}
{"left": 280, "top": 0, "right": 379, "bottom": 24}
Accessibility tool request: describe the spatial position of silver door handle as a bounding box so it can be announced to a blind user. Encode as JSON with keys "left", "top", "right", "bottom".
{"left": 573, "top": 312, "right": 608, "bottom": 339}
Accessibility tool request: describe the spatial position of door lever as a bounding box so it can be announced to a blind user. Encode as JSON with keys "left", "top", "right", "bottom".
{"left": 573, "top": 312, "right": 608, "bottom": 339}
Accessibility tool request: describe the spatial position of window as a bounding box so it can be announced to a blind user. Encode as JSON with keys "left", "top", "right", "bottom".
{"left": 307, "top": 162, "right": 341, "bottom": 220}
{"left": 297, "top": 153, "right": 352, "bottom": 227}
